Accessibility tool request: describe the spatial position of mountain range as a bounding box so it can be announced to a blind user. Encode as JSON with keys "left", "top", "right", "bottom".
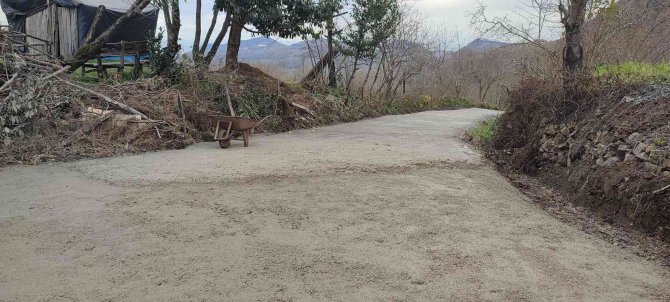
{"left": 208, "top": 37, "right": 509, "bottom": 71}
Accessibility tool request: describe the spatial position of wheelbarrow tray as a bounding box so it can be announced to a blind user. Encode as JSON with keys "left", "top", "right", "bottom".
{"left": 211, "top": 115, "right": 258, "bottom": 149}
{"left": 211, "top": 115, "right": 258, "bottom": 131}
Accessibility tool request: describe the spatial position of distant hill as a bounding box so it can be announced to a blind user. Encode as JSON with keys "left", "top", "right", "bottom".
{"left": 461, "top": 38, "right": 510, "bottom": 52}
{"left": 210, "top": 38, "right": 327, "bottom": 71}
{"left": 208, "top": 37, "right": 509, "bottom": 72}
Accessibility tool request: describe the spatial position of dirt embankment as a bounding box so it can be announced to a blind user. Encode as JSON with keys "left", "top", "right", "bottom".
{"left": 490, "top": 79, "right": 670, "bottom": 251}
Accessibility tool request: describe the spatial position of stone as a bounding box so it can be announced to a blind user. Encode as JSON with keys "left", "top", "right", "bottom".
{"left": 597, "top": 131, "right": 613, "bottom": 144}
{"left": 596, "top": 158, "right": 605, "bottom": 167}
{"left": 595, "top": 143, "right": 607, "bottom": 156}
{"left": 460, "top": 132, "right": 473, "bottom": 142}
{"left": 541, "top": 140, "right": 551, "bottom": 152}
{"left": 544, "top": 125, "right": 558, "bottom": 136}
{"left": 557, "top": 152, "right": 567, "bottom": 166}
{"left": 616, "top": 145, "right": 631, "bottom": 160}
{"left": 627, "top": 132, "right": 643, "bottom": 144}
{"left": 604, "top": 157, "right": 620, "bottom": 167}
{"left": 645, "top": 144, "right": 655, "bottom": 153}
{"left": 624, "top": 153, "right": 637, "bottom": 162}
{"left": 663, "top": 171, "right": 670, "bottom": 178}
{"left": 560, "top": 125, "right": 571, "bottom": 137}
{"left": 553, "top": 133, "right": 567, "bottom": 148}
{"left": 622, "top": 96, "right": 637, "bottom": 103}
{"left": 644, "top": 162, "right": 661, "bottom": 174}
{"left": 649, "top": 150, "right": 670, "bottom": 165}
{"left": 595, "top": 109, "right": 603, "bottom": 116}
{"left": 633, "top": 143, "right": 649, "bottom": 160}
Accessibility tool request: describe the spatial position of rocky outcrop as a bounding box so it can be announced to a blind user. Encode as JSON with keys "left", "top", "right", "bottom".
{"left": 540, "top": 124, "right": 670, "bottom": 177}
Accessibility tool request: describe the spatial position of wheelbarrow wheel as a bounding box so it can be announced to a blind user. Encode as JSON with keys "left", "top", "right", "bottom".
{"left": 219, "top": 139, "right": 231, "bottom": 149}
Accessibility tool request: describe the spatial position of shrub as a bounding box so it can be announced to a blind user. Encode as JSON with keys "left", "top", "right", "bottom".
{"left": 468, "top": 118, "right": 499, "bottom": 142}
{"left": 147, "top": 29, "right": 184, "bottom": 81}
{"left": 595, "top": 62, "right": 670, "bottom": 84}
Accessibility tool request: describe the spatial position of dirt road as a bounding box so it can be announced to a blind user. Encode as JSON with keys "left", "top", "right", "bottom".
{"left": 1, "top": 109, "right": 668, "bottom": 301}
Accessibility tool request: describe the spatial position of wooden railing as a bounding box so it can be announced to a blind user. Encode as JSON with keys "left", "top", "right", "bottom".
{"left": 80, "top": 40, "right": 149, "bottom": 80}
{"left": 0, "top": 25, "right": 55, "bottom": 60}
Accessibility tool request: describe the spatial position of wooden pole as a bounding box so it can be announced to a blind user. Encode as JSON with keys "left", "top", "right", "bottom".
{"left": 133, "top": 42, "right": 141, "bottom": 79}
{"left": 52, "top": 2, "right": 60, "bottom": 58}
{"left": 118, "top": 41, "right": 125, "bottom": 81}
{"left": 96, "top": 54, "right": 104, "bottom": 79}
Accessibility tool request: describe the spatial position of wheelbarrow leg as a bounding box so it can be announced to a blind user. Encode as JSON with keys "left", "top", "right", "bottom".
{"left": 243, "top": 129, "right": 250, "bottom": 147}
{"left": 216, "top": 121, "right": 233, "bottom": 149}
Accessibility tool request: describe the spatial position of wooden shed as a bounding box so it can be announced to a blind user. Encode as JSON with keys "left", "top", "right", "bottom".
{"left": 1, "top": 0, "right": 158, "bottom": 59}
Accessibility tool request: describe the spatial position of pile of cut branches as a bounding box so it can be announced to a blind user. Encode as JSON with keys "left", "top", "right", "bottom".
{"left": 0, "top": 30, "right": 216, "bottom": 166}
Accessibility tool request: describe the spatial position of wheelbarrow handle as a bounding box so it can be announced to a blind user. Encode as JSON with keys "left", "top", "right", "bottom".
{"left": 215, "top": 120, "right": 234, "bottom": 140}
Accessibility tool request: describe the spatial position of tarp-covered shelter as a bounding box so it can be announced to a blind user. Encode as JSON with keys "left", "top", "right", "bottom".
{"left": 0, "top": 0, "right": 158, "bottom": 59}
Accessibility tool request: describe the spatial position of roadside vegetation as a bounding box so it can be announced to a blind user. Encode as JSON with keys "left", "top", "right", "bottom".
{"left": 595, "top": 62, "right": 670, "bottom": 84}
{"left": 466, "top": 118, "right": 499, "bottom": 143}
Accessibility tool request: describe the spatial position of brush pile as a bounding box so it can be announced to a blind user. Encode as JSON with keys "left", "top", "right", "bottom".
{"left": 0, "top": 31, "right": 217, "bottom": 166}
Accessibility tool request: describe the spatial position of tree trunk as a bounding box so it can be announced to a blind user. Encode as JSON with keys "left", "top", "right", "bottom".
{"left": 203, "top": 14, "right": 231, "bottom": 66}
{"left": 198, "top": 9, "right": 220, "bottom": 57}
{"left": 559, "top": 0, "right": 587, "bottom": 94}
{"left": 345, "top": 55, "right": 360, "bottom": 93}
{"left": 192, "top": 0, "right": 202, "bottom": 56}
{"left": 563, "top": 25, "right": 583, "bottom": 89}
{"left": 225, "top": 15, "right": 244, "bottom": 67}
{"left": 327, "top": 17, "right": 337, "bottom": 88}
{"left": 360, "top": 58, "right": 374, "bottom": 97}
{"left": 165, "top": 0, "right": 181, "bottom": 59}
{"left": 69, "top": 0, "right": 152, "bottom": 71}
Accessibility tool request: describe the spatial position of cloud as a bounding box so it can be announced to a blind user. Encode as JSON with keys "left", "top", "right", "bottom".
{"left": 0, "top": 0, "right": 560, "bottom": 50}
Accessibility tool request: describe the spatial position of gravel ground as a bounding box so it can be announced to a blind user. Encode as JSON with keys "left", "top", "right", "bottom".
{"left": 1, "top": 109, "right": 668, "bottom": 301}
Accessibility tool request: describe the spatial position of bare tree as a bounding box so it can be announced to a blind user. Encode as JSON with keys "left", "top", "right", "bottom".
{"left": 520, "top": 0, "right": 556, "bottom": 40}
{"left": 471, "top": 1, "right": 561, "bottom": 60}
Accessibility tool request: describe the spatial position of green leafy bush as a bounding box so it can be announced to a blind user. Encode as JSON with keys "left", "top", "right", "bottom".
{"left": 468, "top": 118, "right": 499, "bottom": 142}
{"left": 147, "top": 29, "right": 183, "bottom": 81}
{"left": 595, "top": 62, "right": 670, "bottom": 84}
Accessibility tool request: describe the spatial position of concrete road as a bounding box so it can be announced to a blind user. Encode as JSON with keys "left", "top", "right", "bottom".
{"left": 1, "top": 109, "right": 668, "bottom": 301}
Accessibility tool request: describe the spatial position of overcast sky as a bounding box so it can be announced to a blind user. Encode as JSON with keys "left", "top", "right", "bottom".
{"left": 0, "top": 0, "right": 557, "bottom": 49}
{"left": 170, "top": 0, "right": 544, "bottom": 50}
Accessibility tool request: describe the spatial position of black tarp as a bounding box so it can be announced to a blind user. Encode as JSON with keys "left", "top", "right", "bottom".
{"left": 77, "top": 3, "right": 158, "bottom": 46}
{"left": 0, "top": 0, "right": 46, "bottom": 32}
{"left": 0, "top": 0, "right": 158, "bottom": 46}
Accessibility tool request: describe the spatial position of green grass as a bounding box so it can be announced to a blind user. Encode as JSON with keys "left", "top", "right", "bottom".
{"left": 594, "top": 62, "right": 670, "bottom": 84}
{"left": 380, "top": 96, "right": 494, "bottom": 115}
{"left": 71, "top": 62, "right": 152, "bottom": 84}
{"left": 468, "top": 118, "right": 499, "bottom": 142}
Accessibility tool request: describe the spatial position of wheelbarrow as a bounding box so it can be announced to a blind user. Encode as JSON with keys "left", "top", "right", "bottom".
{"left": 211, "top": 115, "right": 258, "bottom": 149}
